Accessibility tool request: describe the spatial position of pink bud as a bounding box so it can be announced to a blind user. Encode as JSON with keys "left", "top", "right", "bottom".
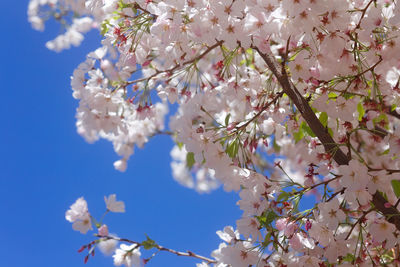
{"left": 263, "top": 139, "right": 268, "bottom": 147}
{"left": 305, "top": 220, "right": 312, "bottom": 231}
{"left": 226, "top": 122, "right": 237, "bottom": 131}
{"left": 98, "top": 224, "right": 109, "bottom": 236}
{"left": 142, "top": 60, "right": 151, "bottom": 67}
{"left": 78, "top": 245, "right": 86, "bottom": 253}
{"left": 250, "top": 140, "right": 258, "bottom": 152}
{"left": 384, "top": 202, "right": 392, "bottom": 208}
{"left": 196, "top": 127, "right": 204, "bottom": 133}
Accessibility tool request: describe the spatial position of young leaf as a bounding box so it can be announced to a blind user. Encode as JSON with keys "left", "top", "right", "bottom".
{"left": 301, "top": 122, "right": 316, "bottom": 137}
{"left": 226, "top": 139, "right": 239, "bottom": 158}
{"left": 186, "top": 152, "right": 195, "bottom": 169}
{"left": 177, "top": 141, "right": 184, "bottom": 150}
{"left": 264, "top": 210, "right": 278, "bottom": 225}
{"left": 225, "top": 113, "right": 231, "bottom": 126}
{"left": 391, "top": 180, "right": 400, "bottom": 198}
{"left": 142, "top": 235, "right": 157, "bottom": 250}
{"left": 357, "top": 102, "right": 365, "bottom": 121}
{"left": 293, "top": 129, "right": 304, "bottom": 143}
{"left": 319, "top": 112, "right": 328, "bottom": 127}
{"left": 273, "top": 138, "right": 281, "bottom": 152}
{"left": 277, "top": 191, "right": 290, "bottom": 202}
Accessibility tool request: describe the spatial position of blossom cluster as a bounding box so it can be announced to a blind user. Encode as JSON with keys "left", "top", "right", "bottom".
{"left": 30, "top": 0, "right": 400, "bottom": 266}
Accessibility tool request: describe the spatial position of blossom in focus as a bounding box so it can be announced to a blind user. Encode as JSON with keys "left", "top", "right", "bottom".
{"left": 30, "top": 0, "right": 400, "bottom": 265}
{"left": 98, "top": 224, "right": 109, "bottom": 236}
{"left": 65, "top": 197, "right": 92, "bottom": 234}
{"left": 105, "top": 194, "right": 125, "bottom": 213}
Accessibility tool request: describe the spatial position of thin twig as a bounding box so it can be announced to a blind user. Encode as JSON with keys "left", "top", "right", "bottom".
{"left": 345, "top": 208, "right": 373, "bottom": 240}
{"left": 236, "top": 91, "right": 284, "bottom": 130}
{"left": 253, "top": 46, "right": 400, "bottom": 231}
{"left": 126, "top": 41, "right": 223, "bottom": 86}
{"left": 98, "top": 235, "right": 217, "bottom": 264}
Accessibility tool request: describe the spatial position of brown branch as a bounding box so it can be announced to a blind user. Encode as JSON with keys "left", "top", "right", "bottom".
{"left": 253, "top": 46, "right": 349, "bottom": 165}
{"left": 388, "top": 109, "right": 400, "bottom": 120}
{"left": 133, "top": 2, "right": 156, "bottom": 17}
{"left": 293, "top": 176, "right": 341, "bottom": 195}
{"left": 126, "top": 41, "right": 223, "bottom": 86}
{"left": 372, "top": 193, "right": 400, "bottom": 228}
{"left": 354, "top": 0, "right": 375, "bottom": 30}
{"left": 345, "top": 208, "right": 373, "bottom": 240}
{"left": 253, "top": 47, "right": 400, "bottom": 231}
{"left": 99, "top": 235, "right": 217, "bottom": 264}
{"left": 236, "top": 91, "right": 284, "bottom": 130}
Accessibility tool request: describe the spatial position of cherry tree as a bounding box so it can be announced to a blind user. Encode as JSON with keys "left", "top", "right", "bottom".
{"left": 29, "top": 0, "right": 400, "bottom": 266}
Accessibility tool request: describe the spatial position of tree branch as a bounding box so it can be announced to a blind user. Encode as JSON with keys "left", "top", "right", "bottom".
{"left": 98, "top": 235, "right": 217, "bottom": 264}
{"left": 254, "top": 47, "right": 400, "bottom": 231}
{"left": 126, "top": 41, "right": 223, "bottom": 86}
{"left": 253, "top": 46, "right": 349, "bottom": 165}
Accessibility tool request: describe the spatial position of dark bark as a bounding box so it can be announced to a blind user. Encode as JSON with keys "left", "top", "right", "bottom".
{"left": 254, "top": 47, "right": 400, "bottom": 231}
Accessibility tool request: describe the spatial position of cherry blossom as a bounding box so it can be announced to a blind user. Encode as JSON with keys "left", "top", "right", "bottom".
{"left": 29, "top": 0, "right": 400, "bottom": 265}
{"left": 105, "top": 194, "right": 125, "bottom": 213}
{"left": 65, "top": 197, "right": 92, "bottom": 234}
{"left": 113, "top": 244, "right": 141, "bottom": 267}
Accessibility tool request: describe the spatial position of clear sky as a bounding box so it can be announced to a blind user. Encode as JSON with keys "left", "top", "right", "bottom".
{"left": 1, "top": 1, "right": 241, "bottom": 267}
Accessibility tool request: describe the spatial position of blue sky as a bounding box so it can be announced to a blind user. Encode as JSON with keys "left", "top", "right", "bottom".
{"left": 1, "top": 1, "right": 241, "bottom": 266}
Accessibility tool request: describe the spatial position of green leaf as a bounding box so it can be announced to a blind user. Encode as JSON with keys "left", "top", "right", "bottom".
{"left": 186, "top": 152, "right": 195, "bottom": 169}
{"left": 301, "top": 122, "right": 316, "bottom": 137}
{"left": 277, "top": 191, "right": 290, "bottom": 202}
{"left": 327, "top": 127, "right": 333, "bottom": 137}
{"left": 380, "top": 148, "right": 390, "bottom": 155}
{"left": 233, "top": 141, "right": 239, "bottom": 157}
{"left": 319, "top": 112, "right": 328, "bottom": 127}
{"left": 357, "top": 102, "right": 365, "bottom": 121}
{"left": 142, "top": 235, "right": 157, "bottom": 250}
{"left": 118, "top": 0, "right": 131, "bottom": 9}
{"left": 225, "top": 113, "right": 231, "bottom": 126}
{"left": 264, "top": 210, "right": 278, "bottom": 225}
{"left": 177, "top": 141, "right": 184, "bottom": 150}
{"left": 226, "top": 141, "right": 234, "bottom": 157}
{"left": 391, "top": 180, "right": 400, "bottom": 198}
{"left": 226, "top": 139, "right": 239, "bottom": 158}
{"left": 342, "top": 253, "right": 355, "bottom": 263}
{"left": 101, "top": 23, "right": 108, "bottom": 36}
{"left": 258, "top": 210, "right": 278, "bottom": 227}
{"left": 328, "top": 92, "right": 337, "bottom": 99}
{"left": 273, "top": 138, "right": 281, "bottom": 152}
{"left": 292, "top": 195, "right": 301, "bottom": 212}
{"left": 293, "top": 128, "right": 304, "bottom": 143}
{"left": 374, "top": 114, "right": 389, "bottom": 129}
{"left": 342, "top": 92, "right": 354, "bottom": 100}
{"left": 261, "top": 233, "right": 271, "bottom": 248}
{"left": 257, "top": 215, "right": 266, "bottom": 225}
